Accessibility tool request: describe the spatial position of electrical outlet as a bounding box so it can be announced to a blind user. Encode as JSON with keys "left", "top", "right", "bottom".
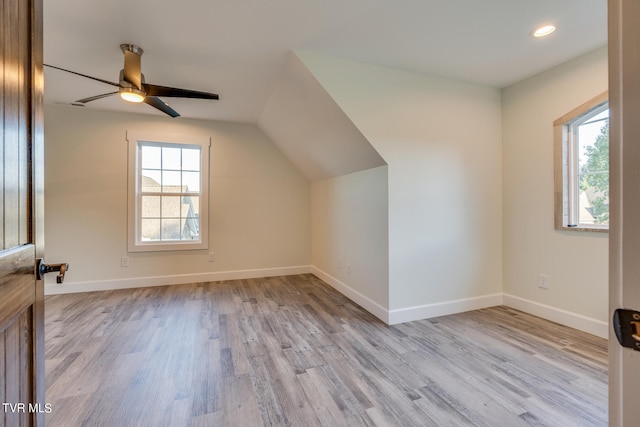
{"left": 121, "top": 257, "right": 129, "bottom": 268}
{"left": 337, "top": 258, "right": 342, "bottom": 270}
{"left": 538, "top": 274, "right": 549, "bottom": 289}
{"left": 346, "top": 263, "right": 352, "bottom": 275}
{"left": 208, "top": 252, "right": 215, "bottom": 262}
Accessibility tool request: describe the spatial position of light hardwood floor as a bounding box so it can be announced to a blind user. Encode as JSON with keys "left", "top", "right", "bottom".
{"left": 44, "top": 274, "right": 608, "bottom": 426}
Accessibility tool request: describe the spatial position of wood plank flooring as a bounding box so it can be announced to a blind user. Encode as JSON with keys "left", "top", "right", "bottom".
{"left": 44, "top": 274, "right": 608, "bottom": 426}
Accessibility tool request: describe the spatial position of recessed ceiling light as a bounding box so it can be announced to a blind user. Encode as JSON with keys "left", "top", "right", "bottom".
{"left": 532, "top": 24, "right": 556, "bottom": 38}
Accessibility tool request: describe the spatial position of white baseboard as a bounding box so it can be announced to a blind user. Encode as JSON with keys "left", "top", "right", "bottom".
{"left": 503, "top": 294, "right": 608, "bottom": 339}
{"left": 310, "top": 266, "right": 390, "bottom": 323}
{"left": 388, "top": 293, "right": 504, "bottom": 325}
{"left": 309, "top": 267, "right": 503, "bottom": 327}
{"left": 44, "top": 265, "right": 313, "bottom": 295}
{"left": 45, "top": 267, "right": 609, "bottom": 339}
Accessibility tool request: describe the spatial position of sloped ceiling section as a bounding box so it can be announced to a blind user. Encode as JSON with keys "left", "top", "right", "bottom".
{"left": 257, "top": 52, "right": 385, "bottom": 183}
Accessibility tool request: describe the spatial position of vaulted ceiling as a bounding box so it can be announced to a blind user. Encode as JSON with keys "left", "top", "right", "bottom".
{"left": 44, "top": 0, "right": 607, "bottom": 123}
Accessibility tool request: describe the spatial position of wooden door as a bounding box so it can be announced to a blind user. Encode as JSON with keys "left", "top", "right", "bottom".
{"left": 0, "top": 0, "right": 44, "bottom": 425}
{"left": 609, "top": 0, "right": 640, "bottom": 425}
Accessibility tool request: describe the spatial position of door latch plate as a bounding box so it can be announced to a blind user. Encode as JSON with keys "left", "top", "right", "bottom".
{"left": 613, "top": 308, "right": 640, "bottom": 351}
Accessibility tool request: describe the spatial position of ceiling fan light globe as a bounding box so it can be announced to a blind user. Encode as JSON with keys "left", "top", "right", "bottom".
{"left": 120, "top": 87, "right": 145, "bottom": 103}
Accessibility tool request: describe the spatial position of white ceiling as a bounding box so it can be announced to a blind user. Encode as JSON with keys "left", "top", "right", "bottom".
{"left": 44, "top": 0, "right": 607, "bottom": 123}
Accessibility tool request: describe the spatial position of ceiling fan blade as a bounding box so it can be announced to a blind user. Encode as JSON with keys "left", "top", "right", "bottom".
{"left": 44, "top": 64, "right": 120, "bottom": 87}
{"left": 142, "top": 83, "right": 219, "bottom": 100}
{"left": 122, "top": 46, "right": 142, "bottom": 90}
{"left": 144, "top": 96, "right": 180, "bottom": 118}
{"left": 76, "top": 92, "right": 119, "bottom": 104}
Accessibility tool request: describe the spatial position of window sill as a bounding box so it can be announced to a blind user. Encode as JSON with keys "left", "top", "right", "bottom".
{"left": 557, "top": 225, "right": 609, "bottom": 233}
{"left": 128, "top": 241, "right": 208, "bottom": 253}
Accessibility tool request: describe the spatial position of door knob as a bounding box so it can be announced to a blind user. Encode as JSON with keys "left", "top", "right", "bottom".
{"left": 36, "top": 258, "right": 69, "bottom": 283}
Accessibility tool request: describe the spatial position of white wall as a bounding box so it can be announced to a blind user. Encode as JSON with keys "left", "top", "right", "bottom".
{"left": 311, "top": 166, "right": 389, "bottom": 320}
{"left": 502, "top": 47, "right": 609, "bottom": 334}
{"left": 298, "top": 52, "right": 504, "bottom": 322}
{"left": 44, "top": 106, "right": 311, "bottom": 293}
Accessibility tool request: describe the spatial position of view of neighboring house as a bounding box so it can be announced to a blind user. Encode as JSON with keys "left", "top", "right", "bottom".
{"left": 140, "top": 176, "right": 200, "bottom": 242}
{"left": 579, "top": 188, "right": 609, "bottom": 226}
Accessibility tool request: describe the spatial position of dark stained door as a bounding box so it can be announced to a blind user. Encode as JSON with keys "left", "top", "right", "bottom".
{"left": 1, "top": 0, "right": 45, "bottom": 424}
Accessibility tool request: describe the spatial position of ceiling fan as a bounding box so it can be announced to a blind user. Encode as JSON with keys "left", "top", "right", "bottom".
{"left": 45, "top": 44, "right": 219, "bottom": 118}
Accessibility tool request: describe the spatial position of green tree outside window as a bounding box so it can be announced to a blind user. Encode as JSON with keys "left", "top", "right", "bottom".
{"left": 580, "top": 120, "right": 609, "bottom": 224}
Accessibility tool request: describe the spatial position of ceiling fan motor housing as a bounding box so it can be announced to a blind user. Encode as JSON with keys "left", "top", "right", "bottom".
{"left": 118, "top": 69, "right": 146, "bottom": 102}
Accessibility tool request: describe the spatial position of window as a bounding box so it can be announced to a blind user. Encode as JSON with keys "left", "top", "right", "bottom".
{"left": 554, "top": 92, "right": 609, "bottom": 232}
{"left": 127, "top": 132, "right": 210, "bottom": 251}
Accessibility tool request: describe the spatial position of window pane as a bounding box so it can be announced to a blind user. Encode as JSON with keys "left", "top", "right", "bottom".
{"left": 141, "top": 145, "right": 161, "bottom": 169}
{"left": 161, "top": 219, "right": 181, "bottom": 240}
{"left": 182, "top": 148, "right": 200, "bottom": 171}
{"left": 161, "top": 196, "right": 182, "bottom": 218}
{"left": 141, "top": 170, "right": 161, "bottom": 192}
{"left": 162, "top": 147, "right": 181, "bottom": 170}
{"left": 141, "top": 218, "right": 160, "bottom": 241}
{"left": 182, "top": 171, "right": 200, "bottom": 193}
{"left": 141, "top": 196, "right": 160, "bottom": 218}
{"left": 577, "top": 112, "right": 609, "bottom": 226}
{"left": 162, "top": 171, "right": 181, "bottom": 192}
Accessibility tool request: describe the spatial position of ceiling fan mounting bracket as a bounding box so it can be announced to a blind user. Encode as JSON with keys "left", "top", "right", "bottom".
{"left": 120, "top": 44, "right": 143, "bottom": 57}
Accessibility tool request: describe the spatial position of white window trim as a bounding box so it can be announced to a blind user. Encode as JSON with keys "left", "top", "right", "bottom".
{"left": 553, "top": 91, "right": 609, "bottom": 233}
{"left": 127, "top": 131, "right": 211, "bottom": 252}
